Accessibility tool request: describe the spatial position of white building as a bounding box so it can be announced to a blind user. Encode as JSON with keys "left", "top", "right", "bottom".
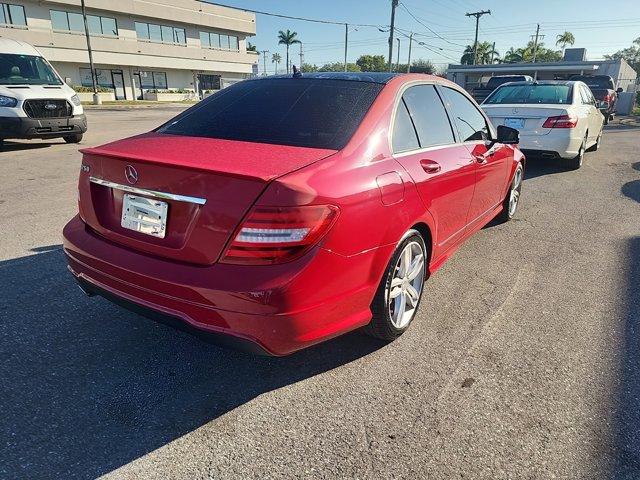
{"left": 0, "top": 0, "right": 258, "bottom": 100}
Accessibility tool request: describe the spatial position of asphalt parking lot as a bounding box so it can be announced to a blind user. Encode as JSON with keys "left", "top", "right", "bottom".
{"left": 1, "top": 108, "right": 639, "bottom": 479}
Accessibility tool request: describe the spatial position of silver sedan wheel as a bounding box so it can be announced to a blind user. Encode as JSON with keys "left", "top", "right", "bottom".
{"left": 508, "top": 166, "right": 523, "bottom": 216}
{"left": 387, "top": 241, "right": 426, "bottom": 329}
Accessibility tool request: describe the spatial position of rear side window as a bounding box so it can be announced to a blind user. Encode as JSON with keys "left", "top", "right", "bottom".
{"left": 158, "top": 78, "right": 383, "bottom": 150}
{"left": 392, "top": 100, "right": 420, "bottom": 153}
{"left": 441, "top": 87, "right": 489, "bottom": 142}
{"left": 485, "top": 84, "right": 572, "bottom": 105}
{"left": 402, "top": 85, "right": 455, "bottom": 148}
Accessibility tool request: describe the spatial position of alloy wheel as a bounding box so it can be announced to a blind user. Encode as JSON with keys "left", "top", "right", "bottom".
{"left": 508, "top": 165, "right": 523, "bottom": 217}
{"left": 387, "top": 241, "right": 426, "bottom": 329}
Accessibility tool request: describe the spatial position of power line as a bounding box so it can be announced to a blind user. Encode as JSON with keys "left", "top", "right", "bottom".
{"left": 399, "top": 2, "right": 468, "bottom": 47}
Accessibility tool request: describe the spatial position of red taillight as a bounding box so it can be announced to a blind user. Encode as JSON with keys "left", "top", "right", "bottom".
{"left": 603, "top": 93, "right": 613, "bottom": 102}
{"left": 221, "top": 204, "right": 339, "bottom": 265}
{"left": 542, "top": 114, "right": 578, "bottom": 128}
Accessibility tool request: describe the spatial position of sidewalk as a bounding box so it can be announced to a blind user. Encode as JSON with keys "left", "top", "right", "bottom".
{"left": 82, "top": 100, "right": 198, "bottom": 110}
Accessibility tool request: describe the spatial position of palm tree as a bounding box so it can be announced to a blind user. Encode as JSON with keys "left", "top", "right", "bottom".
{"left": 556, "top": 31, "right": 575, "bottom": 55}
{"left": 246, "top": 41, "right": 257, "bottom": 52}
{"left": 271, "top": 53, "right": 282, "bottom": 74}
{"left": 503, "top": 47, "right": 523, "bottom": 63}
{"left": 277, "top": 29, "right": 301, "bottom": 73}
{"left": 460, "top": 42, "right": 499, "bottom": 65}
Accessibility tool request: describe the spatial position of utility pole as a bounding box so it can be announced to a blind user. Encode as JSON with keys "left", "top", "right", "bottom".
{"left": 80, "top": 0, "right": 100, "bottom": 104}
{"left": 406, "top": 33, "right": 413, "bottom": 73}
{"left": 395, "top": 38, "right": 401, "bottom": 72}
{"left": 531, "top": 24, "right": 544, "bottom": 63}
{"left": 465, "top": 9, "right": 491, "bottom": 65}
{"left": 388, "top": 0, "right": 399, "bottom": 72}
{"left": 260, "top": 50, "right": 269, "bottom": 76}
{"left": 299, "top": 43, "right": 304, "bottom": 71}
{"left": 344, "top": 24, "right": 348, "bottom": 72}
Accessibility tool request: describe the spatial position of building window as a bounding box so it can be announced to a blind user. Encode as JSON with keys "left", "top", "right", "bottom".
{"left": 139, "top": 71, "right": 168, "bottom": 90}
{"left": 0, "top": 3, "right": 26, "bottom": 26}
{"left": 50, "top": 10, "right": 117, "bottom": 36}
{"left": 80, "top": 67, "right": 114, "bottom": 87}
{"left": 134, "top": 21, "right": 186, "bottom": 45}
{"left": 199, "top": 31, "right": 239, "bottom": 51}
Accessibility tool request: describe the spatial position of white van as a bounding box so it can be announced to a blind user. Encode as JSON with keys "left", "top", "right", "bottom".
{"left": 0, "top": 38, "right": 86, "bottom": 147}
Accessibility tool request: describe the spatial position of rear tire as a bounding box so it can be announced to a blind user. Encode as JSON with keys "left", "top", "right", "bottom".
{"left": 567, "top": 135, "right": 586, "bottom": 170}
{"left": 496, "top": 162, "right": 524, "bottom": 223}
{"left": 364, "top": 230, "right": 427, "bottom": 341}
{"left": 63, "top": 134, "right": 83, "bottom": 144}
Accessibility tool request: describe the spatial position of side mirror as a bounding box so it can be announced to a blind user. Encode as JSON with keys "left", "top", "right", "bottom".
{"left": 496, "top": 125, "right": 519, "bottom": 145}
{"left": 616, "top": 87, "right": 623, "bottom": 94}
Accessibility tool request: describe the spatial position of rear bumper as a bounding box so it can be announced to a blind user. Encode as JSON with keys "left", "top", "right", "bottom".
{"left": 0, "top": 114, "right": 87, "bottom": 140}
{"left": 518, "top": 132, "right": 583, "bottom": 160}
{"left": 63, "top": 215, "right": 389, "bottom": 355}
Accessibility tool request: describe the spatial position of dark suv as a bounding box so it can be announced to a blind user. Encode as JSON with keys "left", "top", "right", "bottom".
{"left": 569, "top": 75, "right": 622, "bottom": 124}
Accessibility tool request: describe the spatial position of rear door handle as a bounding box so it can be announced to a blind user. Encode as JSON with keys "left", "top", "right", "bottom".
{"left": 420, "top": 159, "right": 441, "bottom": 174}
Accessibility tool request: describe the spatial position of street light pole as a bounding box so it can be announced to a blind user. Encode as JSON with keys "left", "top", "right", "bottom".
{"left": 80, "top": 0, "right": 100, "bottom": 105}
{"left": 260, "top": 50, "right": 269, "bottom": 76}
{"left": 395, "top": 37, "right": 400, "bottom": 72}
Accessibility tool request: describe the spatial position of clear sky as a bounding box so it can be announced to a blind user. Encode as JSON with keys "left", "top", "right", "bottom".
{"left": 210, "top": 0, "right": 640, "bottom": 74}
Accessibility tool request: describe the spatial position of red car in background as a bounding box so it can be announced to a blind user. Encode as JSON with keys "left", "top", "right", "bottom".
{"left": 63, "top": 72, "right": 524, "bottom": 355}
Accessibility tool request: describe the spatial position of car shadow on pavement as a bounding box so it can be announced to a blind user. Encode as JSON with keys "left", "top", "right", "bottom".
{"left": 613, "top": 236, "right": 640, "bottom": 477}
{"left": 0, "top": 246, "right": 386, "bottom": 480}
{"left": 0, "top": 140, "right": 59, "bottom": 152}
{"left": 621, "top": 179, "right": 640, "bottom": 203}
{"left": 521, "top": 158, "right": 569, "bottom": 180}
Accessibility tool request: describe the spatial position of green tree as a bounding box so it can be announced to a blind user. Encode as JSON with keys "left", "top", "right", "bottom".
{"left": 410, "top": 59, "right": 436, "bottom": 74}
{"left": 271, "top": 52, "right": 282, "bottom": 74}
{"left": 605, "top": 37, "right": 640, "bottom": 74}
{"left": 277, "top": 30, "right": 301, "bottom": 74}
{"left": 503, "top": 47, "right": 523, "bottom": 63}
{"left": 555, "top": 31, "right": 575, "bottom": 55}
{"left": 356, "top": 54, "right": 387, "bottom": 72}
{"left": 302, "top": 63, "right": 319, "bottom": 72}
{"left": 318, "top": 62, "right": 361, "bottom": 72}
{"left": 460, "top": 42, "right": 499, "bottom": 65}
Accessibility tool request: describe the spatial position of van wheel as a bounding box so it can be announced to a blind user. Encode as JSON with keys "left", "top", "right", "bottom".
{"left": 63, "top": 134, "right": 83, "bottom": 144}
{"left": 0, "top": 139, "right": 4, "bottom": 149}
{"left": 364, "top": 230, "right": 427, "bottom": 341}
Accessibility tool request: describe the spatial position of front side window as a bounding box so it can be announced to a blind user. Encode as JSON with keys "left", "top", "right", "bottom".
{"left": 402, "top": 85, "right": 455, "bottom": 148}
{"left": 0, "top": 3, "right": 26, "bottom": 26}
{"left": 0, "top": 54, "right": 62, "bottom": 85}
{"left": 441, "top": 87, "right": 489, "bottom": 142}
{"left": 158, "top": 78, "right": 383, "bottom": 150}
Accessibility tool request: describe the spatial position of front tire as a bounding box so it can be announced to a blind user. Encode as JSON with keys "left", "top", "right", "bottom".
{"left": 63, "top": 134, "right": 83, "bottom": 144}
{"left": 496, "top": 162, "right": 524, "bottom": 223}
{"left": 365, "top": 230, "right": 427, "bottom": 341}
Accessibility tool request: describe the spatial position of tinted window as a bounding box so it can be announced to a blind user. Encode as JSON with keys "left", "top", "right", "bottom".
{"left": 441, "top": 87, "right": 488, "bottom": 142}
{"left": 485, "top": 84, "right": 572, "bottom": 105}
{"left": 570, "top": 76, "right": 614, "bottom": 89}
{"left": 486, "top": 76, "right": 527, "bottom": 89}
{"left": 158, "top": 78, "right": 383, "bottom": 150}
{"left": 0, "top": 54, "right": 62, "bottom": 85}
{"left": 402, "top": 85, "right": 454, "bottom": 148}
{"left": 392, "top": 100, "right": 420, "bottom": 153}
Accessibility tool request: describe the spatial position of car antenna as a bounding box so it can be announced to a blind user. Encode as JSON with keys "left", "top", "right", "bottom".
{"left": 292, "top": 65, "right": 302, "bottom": 78}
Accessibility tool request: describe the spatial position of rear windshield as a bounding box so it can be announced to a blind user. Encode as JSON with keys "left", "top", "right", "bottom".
{"left": 484, "top": 84, "right": 572, "bottom": 105}
{"left": 158, "top": 78, "right": 384, "bottom": 149}
{"left": 486, "top": 76, "right": 526, "bottom": 89}
{"left": 0, "top": 54, "right": 62, "bottom": 85}
{"left": 571, "top": 76, "right": 614, "bottom": 89}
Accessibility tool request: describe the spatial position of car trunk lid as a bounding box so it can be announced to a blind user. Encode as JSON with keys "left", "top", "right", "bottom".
{"left": 79, "top": 133, "right": 337, "bottom": 265}
{"left": 482, "top": 105, "right": 570, "bottom": 136}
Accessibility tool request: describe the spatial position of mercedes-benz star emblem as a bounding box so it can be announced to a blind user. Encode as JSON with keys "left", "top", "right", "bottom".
{"left": 512, "top": 107, "right": 519, "bottom": 114}
{"left": 125, "top": 165, "right": 138, "bottom": 185}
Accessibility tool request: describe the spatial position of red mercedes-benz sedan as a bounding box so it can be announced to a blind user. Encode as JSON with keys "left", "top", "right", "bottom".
{"left": 63, "top": 72, "right": 524, "bottom": 355}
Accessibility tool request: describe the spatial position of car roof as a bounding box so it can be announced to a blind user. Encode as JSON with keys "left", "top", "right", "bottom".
{"left": 0, "top": 37, "right": 41, "bottom": 56}
{"left": 252, "top": 72, "right": 405, "bottom": 84}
